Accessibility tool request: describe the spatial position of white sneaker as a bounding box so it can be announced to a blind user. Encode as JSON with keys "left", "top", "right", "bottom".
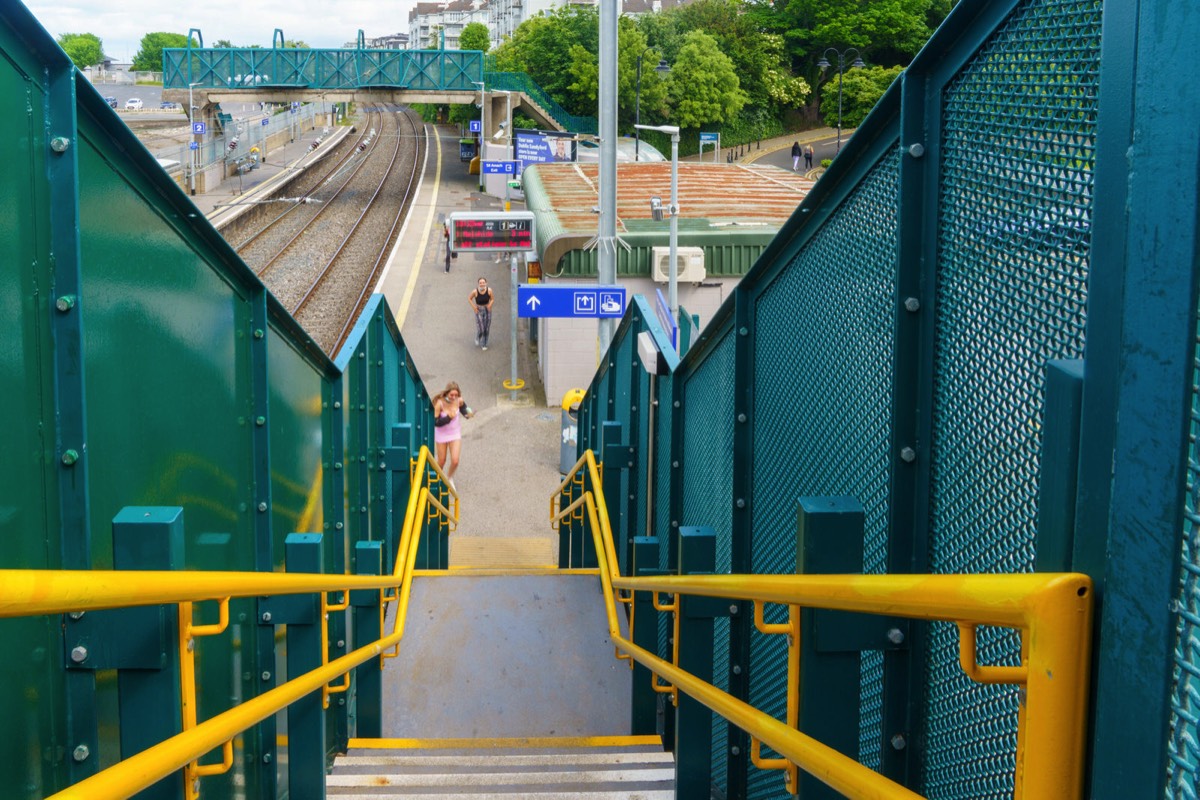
{"left": 482, "top": 346, "right": 487, "bottom": 351}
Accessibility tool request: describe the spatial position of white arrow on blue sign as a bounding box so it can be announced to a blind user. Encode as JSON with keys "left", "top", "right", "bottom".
{"left": 482, "top": 160, "right": 517, "bottom": 175}
{"left": 517, "top": 285, "right": 626, "bottom": 319}
{"left": 192, "top": 121, "right": 207, "bottom": 135}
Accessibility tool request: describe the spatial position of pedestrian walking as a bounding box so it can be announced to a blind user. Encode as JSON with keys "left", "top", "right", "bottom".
{"left": 791, "top": 141, "right": 802, "bottom": 171}
{"left": 443, "top": 223, "right": 451, "bottom": 273}
{"left": 469, "top": 277, "right": 495, "bottom": 350}
{"left": 804, "top": 144, "right": 814, "bottom": 169}
{"left": 432, "top": 382, "right": 474, "bottom": 488}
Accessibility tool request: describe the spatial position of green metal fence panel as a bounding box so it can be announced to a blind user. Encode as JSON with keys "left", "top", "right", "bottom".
{"left": 677, "top": 326, "right": 737, "bottom": 796}
{"left": 745, "top": 147, "right": 902, "bottom": 798}
{"left": 920, "top": 0, "right": 1100, "bottom": 795}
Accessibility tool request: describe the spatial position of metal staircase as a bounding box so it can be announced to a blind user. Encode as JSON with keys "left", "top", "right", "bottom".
{"left": 328, "top": 737, "right": 673, "bottom": 798}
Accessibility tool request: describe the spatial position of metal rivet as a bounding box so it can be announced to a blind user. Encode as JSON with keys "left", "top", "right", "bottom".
{"left": 50, "top": 136, "right": 71, "bottom": 153}
{"left": 732, "top": 664, "right": 742, "bottom": 675}
{"left": 729, "top": 604, "right": 739, "bottom": 615}
{"left": 261, "top": 612, "right": 272, "bottom": 623}
{"left": 736, "top": 498, "right": 746, "bottom": 509}
{"left": 671, "top": 521, "right": 679, "bottom": 528}
{"left": 255, "top": 416, "right": 266, "bottom": 426}
{"left": 263, "top": 753, "right": 273, "bottom": 763}
{"left": 72, "top": 744, "right": 90, "bottom": 762}
{"left": 261, "top": 671, "right": 272, "bottom": 681}
{"left": 730, "top": 746, "right": 741, "bottom": 756}
{"left": 887, "top": 627, "right": 905, "bottom": 645}
{"left": 70, "top": 646, "right": 88, "bottom": 663}
{"left": 737, "top": 413, "right": 747, "bottom": 423}
{"left": 739, "top": 326, "right": 748, "bottom": 336}
{"left": 337, "top": 639, "right": 345, "bottom": 648}
{"left": 335, "top": 522, "right": 344, "bottom": 530}
{"left": 55, "top": 295, "right": 76, "bottom": 312}
{"left": 904, "top": 297, "right": 920, "bottom": 312}
{"left": 890, "top": 733, "right": 907, "bottom": 750}
{"left": 900, "top": 447, "right": 916, "bottom": 463}
{"left": 186, "top": 638, "right": 196, "bottom": 652}
{"left": 359, "top": 352, "right": 365, "bottom": 358}
{"left": 257, "top": 502, "right": 268, "bottom": 512}
{"left": 673, "top": 401, "right": 680, "bottom": 408}
{"left": 253, "top": 328, "right": 264, "bottom": 339}
{"left": 333, "top": 401, "right": 342, "bottom": 409}
{"left": 672, "top": 461, "right": 679, "bottom": 468}
{"left": 61, "top": 450, "right": 79, "bottom": 466}
{"left": 68, "top": 612, "right": 85, "bottom": 620}
{"left": 907, "top": 143, "right": 924, "bottom": 158}
{"left": 334, "top": 462, "right": 343, "bottom": 470}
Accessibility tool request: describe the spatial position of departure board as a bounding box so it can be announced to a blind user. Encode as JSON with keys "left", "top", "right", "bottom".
{"left": 448, "top": 212, "right": 536, "bottom": 252}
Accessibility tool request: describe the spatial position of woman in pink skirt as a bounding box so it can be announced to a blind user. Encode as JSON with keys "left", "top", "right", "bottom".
{"left": 432, "top": 381, "right": 473, "bottom": 486}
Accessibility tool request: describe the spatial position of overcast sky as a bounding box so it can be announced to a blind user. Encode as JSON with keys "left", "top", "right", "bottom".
{"left": 21, "top": 0, "right": 410, "bottom": 61}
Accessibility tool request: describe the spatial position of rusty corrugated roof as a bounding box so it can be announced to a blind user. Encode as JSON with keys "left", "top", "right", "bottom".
{"left": 523, "top": 161, "right": 814, "bottom": 276}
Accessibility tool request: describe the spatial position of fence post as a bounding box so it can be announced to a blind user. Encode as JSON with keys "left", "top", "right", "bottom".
{"left": 795, "top": 497, "right": 868, "bottom": 799}
{"left": 353, "top": 541, "right": 384, "bottom": 738}
{"left": 631, "top": 536, "right": 663, "bottom": 735}
{"left": 601, "top": 421, "right": 634, "bottom": 572}
{"left": 380, "top": 423, "right": 413, "bottom": 571}
{"left": 62, "top": 507, "right": 187, "bottom": 799}
{"left": 282, "top": 534, "right": 325, "bottom": 800}
{"left": 675, "top": 526, "right": 718, "bottom": 796}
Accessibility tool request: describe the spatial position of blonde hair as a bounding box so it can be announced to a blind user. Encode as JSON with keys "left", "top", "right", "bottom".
{"left": 433, "top": 381, "right": 461, "bottom": 407}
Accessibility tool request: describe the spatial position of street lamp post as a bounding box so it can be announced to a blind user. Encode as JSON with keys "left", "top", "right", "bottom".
{"left": 188, "top": 81, "right": 203, "bottom": 196}
{"left": 472, "top": 81, "right": 485, "bottom": 191}
{"left": 636, "top": 124, "right": 680, "bottom": 330}
{"left": 634, "top": 51, "right": 670, "bottom": 162}
{"left": 816, "top": 48, "right": 864, "bottom": 154}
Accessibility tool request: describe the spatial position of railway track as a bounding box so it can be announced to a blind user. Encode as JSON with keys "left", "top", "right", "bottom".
{"left": 225, "top": 106, "right": 426, "bottom": 354}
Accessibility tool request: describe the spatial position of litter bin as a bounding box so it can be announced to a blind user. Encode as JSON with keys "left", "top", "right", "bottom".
{"left": 560, "top": 388, "right": 586, "bottom": 474}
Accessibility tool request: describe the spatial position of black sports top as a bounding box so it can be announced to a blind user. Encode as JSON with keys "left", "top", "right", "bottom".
{"left": 473, "top": 289, "right": 492, "bottom": 307}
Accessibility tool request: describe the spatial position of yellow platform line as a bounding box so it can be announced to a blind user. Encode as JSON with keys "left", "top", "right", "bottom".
{"left": 412, "top": 567, "right": 600, "bottom": 577}
{"left": 349, "top": 734, "right": 663, "bottom": 750}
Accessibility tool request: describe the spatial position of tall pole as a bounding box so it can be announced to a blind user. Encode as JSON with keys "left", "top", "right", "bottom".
{"left": 188, "top": 82, "right": 201, "bottom": 196}
{"left": 818, "top": 48, "right": 862, "bottom": 156}
{"left": 474, "top": 81, "right": 485, "bottom": 191}
{"left": 668, "top": 130, "right": 679, "bottom": 321}
{"left": 836, "top": 68, "right": 844, "bottom": 153}
{"left": 634, "top": 51, "right": 645, "bottom": 162}
{"left": 596, "top": 0, "right": 619, "bottom": 348}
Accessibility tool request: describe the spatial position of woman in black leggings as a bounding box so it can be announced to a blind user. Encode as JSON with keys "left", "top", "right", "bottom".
{"left": 469, "top": 277, "right": 495, "bottom": 349}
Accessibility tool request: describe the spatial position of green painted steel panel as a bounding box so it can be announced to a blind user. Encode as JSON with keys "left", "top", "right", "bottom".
{"left": 268, "top": 331, "right": 326, "bottom": 547}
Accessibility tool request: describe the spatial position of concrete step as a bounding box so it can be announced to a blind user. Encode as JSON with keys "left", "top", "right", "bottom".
{"left": 328, "top": 737, "right": 673, "bottom": 798}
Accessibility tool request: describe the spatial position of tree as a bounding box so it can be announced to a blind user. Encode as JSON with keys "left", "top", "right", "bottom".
{"left": 213, "top": 39, "right": 234, "bottom": 48}
{"left": 459, "top": 22, "right": 490, "bottom": 53}
{"left": 57, "top": 33, "right": 103, "bottom": 70}
{"left": 666, "top": 30, "right": 747, "bottom": 128}
{"left": 818, "top": 64, "right": 903, "bottom": 128}
{"left": 131, "top": 32, "right": 196, "bottom": 72}
{"left": 283, "top": 40, "right": 311, "bottom": 49}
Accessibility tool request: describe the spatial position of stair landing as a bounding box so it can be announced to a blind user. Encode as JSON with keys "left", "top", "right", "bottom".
{"left": 382, "top": 572, "right": 632, "bottom": 738}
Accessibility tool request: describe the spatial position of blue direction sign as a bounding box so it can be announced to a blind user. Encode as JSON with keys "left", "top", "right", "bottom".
{"left": 469, "top": 120, "right": 481, "bottom": 133}
{"left": 188, "top": 142, "right": 199, "bottom": 150}
{"left": 518, "top": 285, "right": 626, "bottom": 319}
{"left": 261, "top": 118, "right": 269, "bottom": 126}
{"left": 192, "top": 121, "right": 207, "bottom": 135}
{"left": 482, "top": 160, "right": 518, "bottom": 175}
{"left": 699, "top": 132, "right": 719, "bottom": 142}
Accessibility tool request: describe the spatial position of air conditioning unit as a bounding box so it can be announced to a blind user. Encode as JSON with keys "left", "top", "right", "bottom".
{"left": 651, "top": 246, "right": 706, "bottom": 283}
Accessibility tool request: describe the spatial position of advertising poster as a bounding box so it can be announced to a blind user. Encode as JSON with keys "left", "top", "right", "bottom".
{"left": 515, "top": 129, "right": 576, "bottom": 170}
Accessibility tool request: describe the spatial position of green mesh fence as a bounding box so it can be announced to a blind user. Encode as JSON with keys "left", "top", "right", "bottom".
{"left": 680, "top": 331, "right": 737, "bottom": 796}
{"left": 1167, "top": 313, "right": 1200, "bottom": 797}
{"left": 922, "top": 0, "right": 1100, "bottom": 796}
{"left": 745, "top": 148, "right": 901, "bottom": 798}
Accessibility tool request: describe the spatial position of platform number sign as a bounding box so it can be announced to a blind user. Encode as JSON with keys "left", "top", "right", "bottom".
{"left": 192, "top": 121, "right": 207, "bottom": 135}
{"left": 470, "top": 120, "right": 481, "bottom": 133}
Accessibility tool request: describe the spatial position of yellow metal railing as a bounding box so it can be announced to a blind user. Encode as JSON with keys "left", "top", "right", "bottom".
{"left": 0, "top": 445, "right": 454, "bottom": 800}
{"left": 552, "top": 449, "right": 1093, "bottom": 800}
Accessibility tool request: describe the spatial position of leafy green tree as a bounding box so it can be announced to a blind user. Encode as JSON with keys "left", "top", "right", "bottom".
{"left": 131, "top": 32, "right": 195, "bottom": 72}
{"left": 284, "top": 39, "right": 310, "bottom": 49}
{"left": 667, "top": 30, "right": 747, "bottom": 128}
{"left": 459, "top": 22, "right": 490, "bottom": 53}
{"left": 818, "top": 64, "right": 903, "bottom": 128}
{"left": 490, "top": 6, "right": 601, "bottom": 116}
{"left": 57, "top": 33, "right": 103, "bottom": 70}
{"left": 213, "top": 39, "right": 234, "bottom": 48}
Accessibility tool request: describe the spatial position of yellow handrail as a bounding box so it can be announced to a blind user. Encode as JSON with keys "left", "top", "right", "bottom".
{"left": 556, "top": 449, "right": 1093, "bottom": 800}
{"left": 10, "top": 443, "right": 455, "bottom": 800}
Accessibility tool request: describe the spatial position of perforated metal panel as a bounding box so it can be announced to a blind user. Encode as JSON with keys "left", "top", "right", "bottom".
{"left": 1167, "top": 314, "right": 1200, "bottom": 797}
{"left": 924, "top": 0, "right": 1100, "bottom": 795}
{"left": 681, "top": 331, "right": 736, "bottom": 795}
{"left": 744, "top": 149, "right": 900, "bottom": 797}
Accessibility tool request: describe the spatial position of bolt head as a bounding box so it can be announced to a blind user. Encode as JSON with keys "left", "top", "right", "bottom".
{"left": 50, "top": 136, "right": 71, "bottom": 153}
{"left": 70, "top": 645, "right": 88, "bottom": 663}
{"left": 900, "top": 447, "right": 917, "bottom": 463}
{"left": 890, "top": 733, "right": 907, "bottom": 750}
{"left": 904, "top": 297, "right": 920, "bottom": 313}
{"left": 261, "top": 671, "right": 272, "bottom": 681}
{"left": 887, "top": 627, "right": 905, "bottom": 645}
{"left": 72, "top": 744, "right": 90, "bottom": 762}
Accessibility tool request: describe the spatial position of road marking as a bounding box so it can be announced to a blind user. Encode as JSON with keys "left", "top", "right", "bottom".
{"left": 384, "top": 122, "right": 441, "bottom": 330}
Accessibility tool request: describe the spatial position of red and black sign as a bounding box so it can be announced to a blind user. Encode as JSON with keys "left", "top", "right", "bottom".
{"left": 448, "top": 212, "right": 536, "bottom": 252}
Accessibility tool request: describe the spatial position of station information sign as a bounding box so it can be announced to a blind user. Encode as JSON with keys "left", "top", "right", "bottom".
{"left": 448, "top": 211, "right": 536, "bottom": 253}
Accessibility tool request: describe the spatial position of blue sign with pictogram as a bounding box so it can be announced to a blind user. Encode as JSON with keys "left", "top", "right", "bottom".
{"left": 192, "top": 121, "right": 207, "bottom": 135}
{"left": 189, "top": 142, "right": 199, "bottom": 150}
{"left": 518, "top": 285, "right": 626, "bottom": 319}
{"left": 261, "top": 118, "right": 269, "bottom": 126}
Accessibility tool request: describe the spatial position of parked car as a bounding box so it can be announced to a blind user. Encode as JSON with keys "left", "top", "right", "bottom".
{"left": 103, "top": 96, "right": 117, "bottom": 109}
{"left": 160, "top": 101, "right": 178, "bottom": 110}
{"left": 124, "top": 98, "right": 144, "bottom": 110}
